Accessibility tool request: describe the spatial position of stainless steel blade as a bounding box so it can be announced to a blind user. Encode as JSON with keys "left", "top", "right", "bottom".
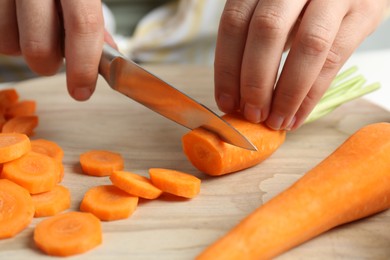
{"left": 99, "top": 44, "right": 257, "bottom": 151}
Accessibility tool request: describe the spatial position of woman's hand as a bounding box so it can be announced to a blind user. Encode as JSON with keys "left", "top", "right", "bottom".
{"left": 0, "top": 0, "right": 105, "bottom": 101}
{"left": 215, "top": 0, "right": 388, "bottom": 130}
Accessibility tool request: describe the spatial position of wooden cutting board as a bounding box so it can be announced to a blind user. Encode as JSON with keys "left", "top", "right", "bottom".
{"left": 1, "top": 65, "right": 389, "bottom": 259}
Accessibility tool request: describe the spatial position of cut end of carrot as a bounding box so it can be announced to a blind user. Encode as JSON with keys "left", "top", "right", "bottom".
{"left": 80, "top": 150, "right": 124, "bottom": 177}
{"left": 149, "top": 168, "right": 201, "bottom": 199}
{"left": 2, "top": 151, "right": 61, "bottom": 194}
{"left": 34, "top": 211, "right": 102, "bottom": 257}
{"left": 80, "top": 185, "right": 139, "bottom": 221}
{"left": 31, "top": 139, "right": 64, "bottom": 163}
{"left": 0, "top": 133, "right": 31, "bottom": 163}
{"left": 110, "top": 171, "right": 163, "bottom": 199}
{"left": 0, "top": 179, "right": 34, "bottom": 239}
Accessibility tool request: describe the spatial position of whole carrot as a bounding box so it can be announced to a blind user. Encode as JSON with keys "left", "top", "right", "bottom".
{"left": 197, "top": 122, "right": 390, "bottom": 259}
{"left": 182, "top": 114, "right": 285, "bottom": 175}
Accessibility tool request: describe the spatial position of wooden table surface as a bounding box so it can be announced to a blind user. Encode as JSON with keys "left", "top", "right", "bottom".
{"left": 1, "top": 65, "right": 389, "bottom": 259}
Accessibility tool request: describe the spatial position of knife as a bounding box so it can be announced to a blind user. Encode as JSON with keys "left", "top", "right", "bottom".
{"left": 98, "top": 44, "right": 257, "bottom": 151}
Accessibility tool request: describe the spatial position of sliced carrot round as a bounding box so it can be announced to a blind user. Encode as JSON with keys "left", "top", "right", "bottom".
{"left": 34, "top": 211, "right": 102, "bottom": 256}
{"left": 31, "top": 185, "right": 71, "bottom": 217}
{"left": 2, "top": 115, "right": 39, "bottom": 136}
{"left": 0, "top": 133, "right": 31, "bottom": 163}
{"left": 80, "top": 185, "right": 138, "bottom": 221}
{"left": 0, "top": 89, "right": 19, "bottom": 108}
{"left": 0, "top": 179, "right": 34, "bottom": 239}
{"left": 149, "top": 168, "right": 201, "bottom": 199}
{"left": 80, "top": 150, "right": 124, "bottom": 177}
{"left": 31, "top": 139, "right": 64, "bottom": 162}
{"left": 2, "top": 151, "right": 61, "bottom": 194}
{"left": 5, "top": 100, "right": 36, "bottom": 119}
{"left": 110, "top": 171, "right": 162, "bottom": 199}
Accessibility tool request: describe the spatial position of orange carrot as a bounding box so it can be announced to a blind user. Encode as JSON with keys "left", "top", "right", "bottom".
{"left": 80, "top": 185, "right": 138, "bottom": 221}
{"left": 110, "top": 171, "right": 162, "bottom": 199}
{"left": 0, "top": 114, "right": 6, "bottom": 129}
{"left": 0, "top": 89, "right": 19, "bottom": 108}
{"left": 0, "top": 179, "right": 34, "bottom": 239}
{"left": 2, "top": 151, "right": 61, "bottom": 194}
{"left": 182, "top": 114, "right": 286, "bottom": 176}
{"left": 197, "top": 122, "right": 390, "bottom": 260}
{"left": 2, "top": 115, "right": 39, "bottom": 136}
{"left": 34, "top": 211, "right": 102, "bottom": 256}
{"left": 31, "top": 185, "right": 71, "bottom": 217}
{"left": 149, "top": 168, "right": 201, "bottom": 199}
{"left": 31, "top": 139, "right": 64, "bottom": 162}
{"left": 80, "top": 150, "right": 124, "bottom": 177}
{"left": 0, "top": 132, "right": 30, "bottom": 163}
{"left": 5, "top": 100, "right": 36, "bottom": 119}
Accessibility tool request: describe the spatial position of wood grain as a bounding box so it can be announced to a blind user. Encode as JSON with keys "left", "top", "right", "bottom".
{"left": 0, "top": 65, "right": 389, "bottom": 259}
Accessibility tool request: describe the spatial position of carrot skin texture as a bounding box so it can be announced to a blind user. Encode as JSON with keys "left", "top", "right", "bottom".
{"left": 197, "top": 122, "right": 390, "bottom": 260}
{"left": 0, "top": 179, "right": 34, "bottom": 239}
{"left": 182, "top": 114, "right": 286, "bottom": 175}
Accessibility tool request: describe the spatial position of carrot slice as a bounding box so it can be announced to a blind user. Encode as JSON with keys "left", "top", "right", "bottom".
{"left": 2, "top": 115, "right": 39, "bottom": 136}
{"left": 197, "top": 122, "right": 390, "bottom": 260}
{"left": 34, "top": 211, "right": 102, "bottom": 256}
{"left": 0, "top": 133, "right": 30, "bottom": 163}
{"left": 110, "top": 171, "right": 162, "bottom": 199}
{"left": 2, "top": 151, "right": 61, "bottom": 194}
{"left": 0, "top": 89, "right": 19, "bottom": 108}
{"left": 80, "top": 185, "right": 138, "bottom": 221}
{"left": 31, "top": 185, "right": 71, "bottom": 217}
{"left": 0, "top": 179, "right": 34, "bottom": 239}
{"left": 182, "top": 114, "right": 286, "bottom": 176}
{"left": 149, "top": 168, "right": 201, "bottom": 199}
{"left": 31, "top": 139, "right": 64, "bottom": 162}
{"left": 5, "top": 100, "right": 36, "bottom": 119}
{"left": 80, "top": 150, "right": 124, "bottom": 177}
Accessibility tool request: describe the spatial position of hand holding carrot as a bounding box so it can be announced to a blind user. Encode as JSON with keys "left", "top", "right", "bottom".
{"left": 215, "top": 0, "right": 388, "bottom": 130}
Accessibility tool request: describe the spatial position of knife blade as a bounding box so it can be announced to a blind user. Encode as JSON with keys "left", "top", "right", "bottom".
{"left": 99, "top": 44, "right": 257, "bottom": 151}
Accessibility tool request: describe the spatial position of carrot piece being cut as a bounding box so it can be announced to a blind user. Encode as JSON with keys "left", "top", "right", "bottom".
{"left": 80, "top": 150, "right": 124, "bottom": 177}
{"left": 31, "top": 139, "right": 64, "bottom": 162}
{"left": 110, "top": 171, "right": 162, "bottom": 199}
{"left": 0, "top": 179, "right": 34, "bottom": 239}
{"left": 2, "top": 115, "right": 39, "bottom": 136}
{"left": 31, "top": 185, "right": 71, "bottom": 217}
{"left": 2, "top": 151, "right": 61, "bottom": 194}
{"left": 80, "top": 185, "right": 138, "bottom": 221}
{"left": 182, "top": 114, "right": 286, "bottom": 176}
{"left": 0, "top": 132, "right": 30, "bottom": 163}
{"left": 5, "top": 100, "right": 36, "bottom": 119}
{"left": 34, "top": 211, "right": 102, "bottom": 256}
{"left": 197, "top": 122, "right": 390, "bottom": 260}
{"left": 149, "top": 168, "right": 201, "bottom": 199}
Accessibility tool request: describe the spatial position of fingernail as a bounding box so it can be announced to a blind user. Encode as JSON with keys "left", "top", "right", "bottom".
{"left": 218, "top": 93, "right": 235, "bottom": 112}
{"left": 266, "top": 113, "right": 284, "bottom": 130}
{"left": 244, "top": 103, "right": 261, "bottom": 123}
{"left": 285, "top": 116, "right": 296, "bottom": 131}
{"left": 72, "top": 87, "right": 92, "bottom": 101}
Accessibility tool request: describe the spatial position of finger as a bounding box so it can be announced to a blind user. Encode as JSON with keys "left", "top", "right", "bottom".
{"left": 214, "top": 0, "right": 259, "bottom": 114}
{"left": 104, "top": 29, "right": 118, "bottom": 50}
{"left": 61, "top": 0, "right": 104, "bottom": 101}
{"left": 290, "top": 2, "right": 385, "bottom": 130}
{"left": 15, "top": 0, "right": 63, "bottom": 75}
{"left": 240, "top": 0, "right": 307, "bottom": 123}
{"left": 266, "top": 0, "right": 349, "bottom": 130}
{"left": 0, "top": 0, "right": 20, "bottom": 55}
